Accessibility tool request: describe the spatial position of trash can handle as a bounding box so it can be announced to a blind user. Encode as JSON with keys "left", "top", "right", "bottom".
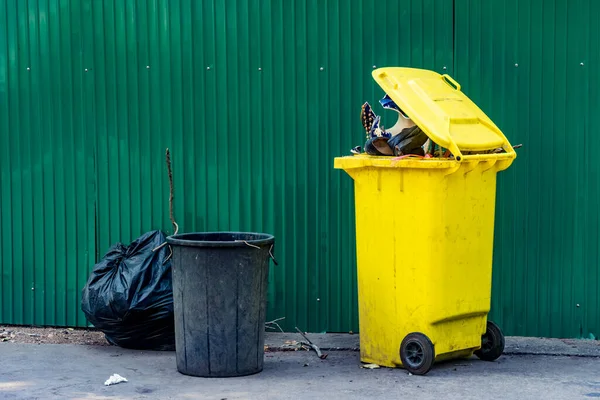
{"left": 236, "top": 240, "right": 279, "bottom": 265}
{"left": 268, "top": 244, "right": 279, "bottom": 266}
{"left": 442, "top": 74, "right": 461, "bottom": 91}
{"left": 460, "top": 151, "right": 516, "bottom": 171}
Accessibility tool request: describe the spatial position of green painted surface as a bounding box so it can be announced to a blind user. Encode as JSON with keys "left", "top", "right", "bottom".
{"left": 1, "top": 0, "right": 597, "bottom": 338}
{"left": 455, "top": 0, "right": 600, "bottom": 339}
{"left": 0, "top": 0, "right": 97, "bottom": 327}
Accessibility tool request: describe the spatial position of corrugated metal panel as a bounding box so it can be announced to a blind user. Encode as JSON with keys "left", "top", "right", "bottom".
{"left": 0, "top": 0, "right": 453, "bottom": 331}
{"left": 0, "top": 0, "right": 97, "bottom": 326}
{"left": 3, "top": 0, "right": 599, "bottom": 339}
{"left": 455, "top": 0, "right": 600, "bottom": 338}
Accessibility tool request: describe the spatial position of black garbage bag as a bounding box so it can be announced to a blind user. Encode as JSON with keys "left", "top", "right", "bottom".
{"left": 81, "top": 230, "right": 175, "bottom": 350}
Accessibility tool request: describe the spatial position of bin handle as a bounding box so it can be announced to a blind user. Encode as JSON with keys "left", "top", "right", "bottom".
{"left": 269, "top": 245, "right": 279, "bottom": 265}
{"left": 442, "top": 74, "right": 461, "bottom": 91}
{"left": 459, "top": 151, "right": 516, "bottom": 171}
{"left": 459, "top": 151, "right": 515, "bottom": 161}
{"left": 237, "top": 240, "right": 279, "bottom": 265}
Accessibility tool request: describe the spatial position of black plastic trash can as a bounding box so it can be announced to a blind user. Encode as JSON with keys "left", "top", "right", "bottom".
{"left": 166, "top": 232, "right": 275, "bottom": 377}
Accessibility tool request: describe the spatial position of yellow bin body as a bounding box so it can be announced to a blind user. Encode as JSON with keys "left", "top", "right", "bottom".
{"left": 334, "top": 67, "right": 516, "bottom": 368}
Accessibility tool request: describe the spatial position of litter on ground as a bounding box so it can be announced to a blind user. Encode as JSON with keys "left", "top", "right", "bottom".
{"left": 361, "top": 363, "right": 381, "bottom": 369}
{"left": 104, "top": 374, "right": 128, "bottom": 386}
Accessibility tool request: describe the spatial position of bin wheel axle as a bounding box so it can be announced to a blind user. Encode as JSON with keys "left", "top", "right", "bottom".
{"left": 475, "top": 320, "right": 505, "bottom": 362}
{"left": 399, "top": 333, "right": 435, "bottom": 375}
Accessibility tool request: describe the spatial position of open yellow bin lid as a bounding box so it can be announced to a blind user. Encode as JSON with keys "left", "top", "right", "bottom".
{"left": 371, "top": 67, "right": 516, "bottom": 161}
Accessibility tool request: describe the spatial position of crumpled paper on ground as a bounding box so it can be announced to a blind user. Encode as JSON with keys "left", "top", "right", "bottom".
{"left": 104, "top": 373, "right": 128, "bottom": 386}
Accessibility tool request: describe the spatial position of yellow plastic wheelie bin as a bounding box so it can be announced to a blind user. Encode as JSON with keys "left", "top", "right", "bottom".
{"left": 334, "top": 67, "right": 517, "bottom": 375}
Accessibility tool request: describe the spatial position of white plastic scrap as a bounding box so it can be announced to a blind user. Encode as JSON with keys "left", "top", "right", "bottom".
{"left": 361, "top": 363, "right": 380, "bottom": 369}
{"left": 104, "top": 373, "right": 128, "bottom": 386}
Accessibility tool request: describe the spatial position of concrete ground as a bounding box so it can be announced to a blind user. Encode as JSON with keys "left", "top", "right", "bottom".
{"left": 1, "top": 333, "right": 599, "bottom": 400}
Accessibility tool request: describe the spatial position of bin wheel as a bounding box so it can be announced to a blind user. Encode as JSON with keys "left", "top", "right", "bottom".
{"left": 475, "top": 320, "right": 505, "bottom": 361}
{"left": 399, "top": 333, "right": 435, "bottom": 375}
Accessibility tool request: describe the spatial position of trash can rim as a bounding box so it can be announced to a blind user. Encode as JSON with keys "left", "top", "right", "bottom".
{"left": 166, "top": 231, "right": 275, "bottom": 248}
{"left": 334, "top": 153, "right": 515, "bottom": 171}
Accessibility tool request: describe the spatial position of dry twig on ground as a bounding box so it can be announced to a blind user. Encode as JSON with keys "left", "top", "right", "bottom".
{"left": 295, "top": 327, "right": 328, "bottom": 359}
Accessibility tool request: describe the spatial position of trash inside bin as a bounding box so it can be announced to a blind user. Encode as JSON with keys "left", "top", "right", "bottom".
{"left": 81, "top": 230, "right": 175, "bottom": 350}
{"left": 166, "top": 232, "right": 276, "bottom": 377}
{"left": 335, "top": 67, "right": 517, "bottom": 375}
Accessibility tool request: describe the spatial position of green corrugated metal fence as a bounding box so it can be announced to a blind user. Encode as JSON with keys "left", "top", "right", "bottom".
{"left": 455, "top": 0, "right": 600, "bottom": 339}
{"left": 0, "top": 0, "right": 598, "bottom": 338}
